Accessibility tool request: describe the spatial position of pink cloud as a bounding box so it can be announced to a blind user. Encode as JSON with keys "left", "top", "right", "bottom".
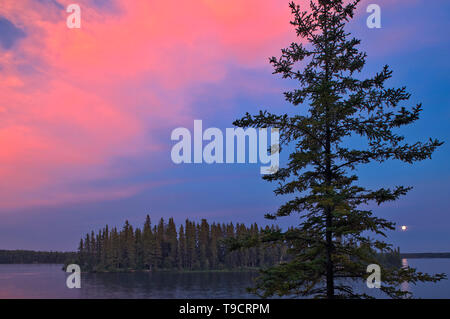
{"left": 0, "top": 0, "right": 296, "bottom": 210}
{"left": 0, "top": 0, "right": 415, "bottom": 210}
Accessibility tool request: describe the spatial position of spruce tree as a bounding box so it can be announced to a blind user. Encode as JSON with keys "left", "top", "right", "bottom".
{"left": 210, "top": 223, "right": 219, "bottom": 269}
{"left": 77, "top": 239, "right": 84, "bottom": 268}
{"left": 120, "top": 220, "right": 135, "bottom": 269}
{"left": 103, "top": 225, "right": 111, "bottom": 268}
{"left": 90, "top": 231, "right": 96, "bottom": 267}
{"left": 225, "top": 223, "right": 236, "bottom": 269}
{"left": 155, "top": 218, "right": 165, "bottom": 269}
{"left": 198, "top": 219, "right": 210, "bottom": 270}
{"left": 135, "top": 228, "right": 144, "bottom": 270}
{"left": 111, "top": 227, "right": 120, "bottom": 268}
{"left": 84, "top": 233, "right": 91, "bottom": 270}
{"left": 142, "top": 215, "right": 154, "bottom": 270}
{"left": 178, "top": 225, "right": 187, "bottom": 269}
{"left": 185, "top": 220, "right": 196, "bottom": 270}
{"left": 166, "top": 218, "right": 179, "bottom": 268}
{"left": 233, "top": 0, "right": 444, "bottom": 298}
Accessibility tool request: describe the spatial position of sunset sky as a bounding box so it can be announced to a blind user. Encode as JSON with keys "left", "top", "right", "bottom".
{"left": 0, "top": 0, "right": 449, "bottom": 252}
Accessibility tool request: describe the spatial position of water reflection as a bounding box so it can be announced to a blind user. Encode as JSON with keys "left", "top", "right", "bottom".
{"left": 80, "top": 271, "right": 258, "bottom": 298}
{"left": 401, "top": 258, "right": 410, "bottom": 293}
{"left": 0, "top": 260, "right": 448, "bottom": 298}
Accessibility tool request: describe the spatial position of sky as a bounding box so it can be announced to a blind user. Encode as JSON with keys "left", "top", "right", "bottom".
{"left": 0, "top": 0, "right": 449, "bottom": 252}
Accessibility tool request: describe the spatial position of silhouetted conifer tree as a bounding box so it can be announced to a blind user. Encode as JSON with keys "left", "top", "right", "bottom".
{"left": 233, "top": 0, "right": 444, "bottom": 298}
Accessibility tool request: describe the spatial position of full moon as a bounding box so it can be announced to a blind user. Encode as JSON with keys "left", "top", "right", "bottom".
{"left": 401, "top": 225, "right": 407, "bottom": 231}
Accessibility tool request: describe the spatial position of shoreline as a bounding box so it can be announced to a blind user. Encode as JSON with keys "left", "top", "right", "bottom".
{"left": 400, "top": 253, "right": 450, "bottom": 259}
{"left": 66, "top": 267, "right": 261, "bottom": 274}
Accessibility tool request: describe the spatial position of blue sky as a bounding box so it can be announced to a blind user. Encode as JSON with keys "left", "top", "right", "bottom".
{"left": 0, "top": 0, "right": 449, "bottom": 252}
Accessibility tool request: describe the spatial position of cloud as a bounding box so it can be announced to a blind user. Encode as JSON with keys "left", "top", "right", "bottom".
{"left": 0, "top": 17, "right": 26, "bottom": 50}
{"left": 0, "top": 0, "right": 295, "bottom": 210}
{"left": 0, "top": 0, "right": 421, "bottom": 211}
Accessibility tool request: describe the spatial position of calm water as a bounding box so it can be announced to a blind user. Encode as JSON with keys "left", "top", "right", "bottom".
{"left": 0, "top": 259, "right": 449, "bottom": 298}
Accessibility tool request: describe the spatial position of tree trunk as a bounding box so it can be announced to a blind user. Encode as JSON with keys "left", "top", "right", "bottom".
{"left": 324, "top": 7, "right": 334, "bottom": 298}
{"left": 325, "top": 207, "right": 334, "bottom": 299}
{"left": 325, "top": 127, "right": 334, "bottom": 299}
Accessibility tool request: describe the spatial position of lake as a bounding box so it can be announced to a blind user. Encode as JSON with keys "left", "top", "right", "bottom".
{"left": 0, "top": 259, "right": 449, "bottom": 298}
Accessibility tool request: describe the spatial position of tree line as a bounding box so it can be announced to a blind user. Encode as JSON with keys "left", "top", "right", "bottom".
{"left": 0, "top": 250, "right": 75, "bottom": 264}
{"left": 73, "top": 215, "right": 288, "bottom": 272}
